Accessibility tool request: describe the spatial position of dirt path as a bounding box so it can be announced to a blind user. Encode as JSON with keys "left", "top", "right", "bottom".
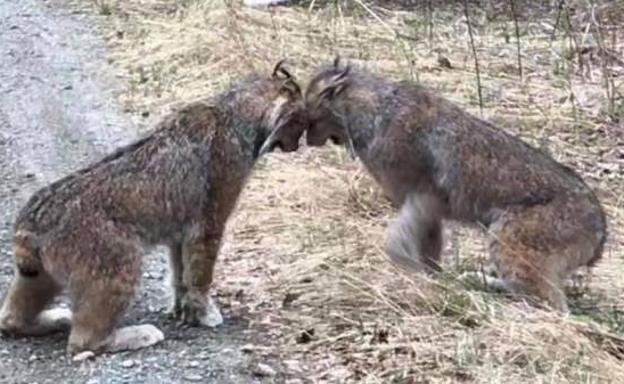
{"left": 0, "top": 1, "right": 267, "bottom": 383}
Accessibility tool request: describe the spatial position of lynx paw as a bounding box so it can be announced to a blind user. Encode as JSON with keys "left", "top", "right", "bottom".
{"left": 179, "top": 294, "right": 223, "bottom": 328}
{"left": 459, "top": 271, "right": 508, "bottom": 292}
{"left": 107, "top": 324, "right": 165, "bottom": 353}
{"left": 0, "top": 307, "right": 72, "bottom": 336}
{"left": 38, "top": 307, "right": 72, "bottom": 330}
{"left": 201, "top": 297, "right": 223, "bottom": 328}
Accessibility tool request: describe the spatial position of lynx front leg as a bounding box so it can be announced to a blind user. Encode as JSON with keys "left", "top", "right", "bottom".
{"left": 167, "top": 242, "right": 185, "bottom": 318}
{"left": 385, "top": 193, "right": 443, "bottom": 273}
{"left": 178, "top": 224, "right": 224, "bottom": 327}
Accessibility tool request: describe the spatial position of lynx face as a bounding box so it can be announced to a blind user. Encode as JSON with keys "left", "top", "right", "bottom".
{"left": 257, "top": 61, "right": 308, "bottom": 155}
{"left": 303, "top": 60, "right": 351, "bottom": 147}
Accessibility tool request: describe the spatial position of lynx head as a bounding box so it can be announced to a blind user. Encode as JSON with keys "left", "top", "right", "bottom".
{"left": 303, "top": 56, "right": 352, "bottom": 147}
{"left": 257, "top": 60, "right": 308, "bottom": 156}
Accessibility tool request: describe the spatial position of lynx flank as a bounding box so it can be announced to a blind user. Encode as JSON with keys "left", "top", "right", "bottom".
{"left": 264, "top": 58, "right": 607, "bottom": 313}
{"left": 0, "top": 61, "right": 306, "bottom": 358}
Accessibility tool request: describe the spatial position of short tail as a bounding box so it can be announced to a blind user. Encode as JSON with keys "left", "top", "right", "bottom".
{"left": 13, "top": 230, "right": 42, "bottom": 277}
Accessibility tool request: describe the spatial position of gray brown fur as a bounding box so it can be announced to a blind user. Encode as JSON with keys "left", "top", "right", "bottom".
{"left": 0, "top": 62, "right": 306, "bottom": 356}
{"left": 269, "top": 59, "right": 607, "bottom": 312}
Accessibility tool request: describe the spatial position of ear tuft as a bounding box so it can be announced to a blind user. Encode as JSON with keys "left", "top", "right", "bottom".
{"left": 318, "top": 65, "right": 351, "bottom": 102}
{"left": 280, "top": 78, "right": 302, "bottom": 98}
{"left": 333, "top": 55, "right": 341, "bottom": 68}
{"left": 272, "top": 59, "right": 295, "bottom": 81}
{"left": 272, "top": 59, "right": 287, "bottom": 79}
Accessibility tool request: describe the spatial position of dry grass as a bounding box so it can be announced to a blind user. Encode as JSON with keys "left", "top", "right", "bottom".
{"left": 74, "top": 0, "right": 623, "bottom": 382}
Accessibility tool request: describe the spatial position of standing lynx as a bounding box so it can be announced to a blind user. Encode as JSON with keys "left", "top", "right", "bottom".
{"left": 0, "top": 61, "right": 306, "bottom": 357}
{"left": 264, "top": 58, "right": 607, "bottom": 312}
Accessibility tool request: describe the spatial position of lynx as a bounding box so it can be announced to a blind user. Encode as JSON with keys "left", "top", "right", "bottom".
{"left": 263, "top": 58, "right": 607, "bottom": 312}
{"left": 0, "top": 61, "right": 306, "bottom": 357}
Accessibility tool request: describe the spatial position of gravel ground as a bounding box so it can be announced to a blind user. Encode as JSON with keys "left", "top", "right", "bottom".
{"left": 0, "top": 1, "right": 275, "bottom": 383}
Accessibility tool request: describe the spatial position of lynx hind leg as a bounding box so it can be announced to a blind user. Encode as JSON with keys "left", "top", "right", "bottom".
{"left": 385, "top": 193, "right": 443, "bottom": 274}
{"left": 68, "top": 274, "right": 164, "bottom": 356}
{"left": 0, "top": 270, "right": 68, "bottom": 336}
{"left": 178, "top": 224, "right": 224, "bottom": 328}
{"left": 487, "top": 209, "right": 570, "bottom": 313}
{"left": 67, "top": 234, "right": 163, "bottom": 357}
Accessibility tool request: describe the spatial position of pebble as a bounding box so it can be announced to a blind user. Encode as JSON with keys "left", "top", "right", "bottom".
{"left": 186, "top": 360, "right": 200, "bottom": 368}
{"left": 284, "top": 359, "right": 303, "bottom": 373}
{"left": 121, "top": 359, "right": 136, "bottom": 368}
{"left": 184, "top": 374, "right": 203, "bottom": 382}
{"left": 253, "top": 363, "right": 276, "bottom": 377}
{"left": 197, "top": 351, "right": 210, "bottom": 360}
{"left": 240, "top": 344, "right": 255, "bottom": 353}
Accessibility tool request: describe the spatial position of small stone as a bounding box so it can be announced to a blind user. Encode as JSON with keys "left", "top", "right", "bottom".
{"left": 72, "top": 351, "right": 95, "bottom": 362}
{"left": 121, "top": 359, "right": 135, "bottom": 368}
{"left": 253, "top": 363, "right": 276, "bottom": 377}
{"left": 284, "top": 359, "right": 303, "bottom": 373}
{"left": 186, "top": 360, "right": 200, "bottom": 368}
{"left": 296, "top": 328, "right": 315, "bottom": 344}
{"left": 240, "top": 344, "right": 255, "bottom": 353}
{"left": 184, "top": 374, "right": 203, "bottom": 382}
{"left": 437, "top": 56, "right": 452, "bottom": 69}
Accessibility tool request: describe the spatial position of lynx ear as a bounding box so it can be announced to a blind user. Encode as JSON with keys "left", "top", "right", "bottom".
{"left": 272, "top": 59, "right": 294, "bottom": 80}
{"left": 272, "top": 59, "right": 301, "bottom": 98}
{"left": 280, "top": 78, "right": 302, "bottom": 98}
{"left": 318, "top": 65, "right": 351, "bottom": 102}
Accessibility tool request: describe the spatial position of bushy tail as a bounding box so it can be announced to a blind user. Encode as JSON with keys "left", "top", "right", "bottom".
{"left": 13, "top": 230, "right": 42, "bottom": 277}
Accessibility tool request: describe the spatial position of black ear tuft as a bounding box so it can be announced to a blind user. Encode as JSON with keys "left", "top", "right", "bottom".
{"left": 318, "top": 65, "right": 350, "bottom": 101}
{"left": 273, "top": 59, "right": 287, "bottom": 78}
{"left": 273, "top": 59, "right": 295, "bottom": 80}
{"left": 333, "top": 55, "right": 341, "bottom": 68}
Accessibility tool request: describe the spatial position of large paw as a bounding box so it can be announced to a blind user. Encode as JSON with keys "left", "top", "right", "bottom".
{"left": 107, "top": 324, "right": 165, "bottom": 353}
{"left": 179, "top": 293, "right": 223, "bottom": 328}
{"left": 38, "top": 307, "right": 73, "bottom": 331}
{"left": 201, "top": 297, "right": 223, "bottom": 327}
{"left": 69, "top": 324, "right": 165, "bottom": 361}
{"left": 72, "top": 324, "right": 165, "bottom": 361}
{"left": 458, "top": 271, "right": 508, "bottom": 292}
{"left": 0, "top": 307, "right": 72, "bottom": 336}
